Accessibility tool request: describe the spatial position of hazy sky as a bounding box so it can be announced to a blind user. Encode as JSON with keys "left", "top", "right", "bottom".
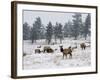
{"left": 23, "top": 10, "right": 88, "bottom": 27}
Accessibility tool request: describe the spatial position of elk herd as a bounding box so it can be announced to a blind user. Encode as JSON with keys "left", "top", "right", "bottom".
{"left": 34, "top": 42, "right": 90, "bottom": 59}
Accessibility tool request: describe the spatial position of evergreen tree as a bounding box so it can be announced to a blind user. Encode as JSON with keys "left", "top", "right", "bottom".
{"left": 63, "top": 21, "right": 73, "bottom": 38}
{"left": 57, "top": 23, "right": 63, "bottom": 43}
{"left": 30, "top": 24, "right": 38, "bottom": 43}
{"left": 72, "top": 13, "right": 82, "bottom": 39}
{"left": 63, "top": 23, "right": 68, "bottom": 37}
{"left": 83, "top": 14, "right": 91, "bottom": 39}
{"left": 34, "top": 17, "right": 42, "bottom": 39}
{"left": 40, "top": 24, "right": 46, "bottom": 39}
{"left": 46, "top": 22, "right": 53, "bottom": 44}
{"left": 30, "top": 17, "right": 42, "bottom": 43}
{"left": 54, "top": 22, "right": 59, "bottom": 43}
{"left": 78, "top": 16, "right": 83, "bottom": 37}
{"left": 23, "top": 22, "right": 30, "bottom": 40}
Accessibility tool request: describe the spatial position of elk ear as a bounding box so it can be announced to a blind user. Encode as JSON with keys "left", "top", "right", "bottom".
{"left": 69, "top": 46, "right": 71, "bottom": 48}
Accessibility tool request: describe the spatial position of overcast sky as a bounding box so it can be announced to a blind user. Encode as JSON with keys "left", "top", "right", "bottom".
{"left": 23, "top": 10, "right": 88, "bottom": 27}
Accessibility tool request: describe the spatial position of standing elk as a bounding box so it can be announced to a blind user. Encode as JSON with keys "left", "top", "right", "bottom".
{"left": 59, "top": 46, "right": 72, "bottom": 59}
{"left": 80, "top": 43, "right": 86, "bottom": 50}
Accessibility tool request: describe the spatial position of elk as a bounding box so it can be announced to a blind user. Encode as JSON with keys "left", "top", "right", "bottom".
{"left": 59, "top": 46, "right": 72, "bottom": 59}
{"left": 80, "top": 43, "right": 86, "bottom": 50}
{"left": 35, "top": 49, "right": 41, "bottom": 53}
{"left": 43, "top": 46, "right": 54, "bottom": 53}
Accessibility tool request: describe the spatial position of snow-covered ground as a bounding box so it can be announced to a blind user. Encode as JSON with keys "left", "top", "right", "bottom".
{"left": 23, "top": 38, "right": 91, "bottom": 70}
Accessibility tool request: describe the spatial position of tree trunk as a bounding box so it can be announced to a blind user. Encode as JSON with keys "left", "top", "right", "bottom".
{"left": 60, "top": 38, "right": 62, "bottom": 44}
{"left": 85, "top": 36, "right": 87, "bottom": 40}
{"left": 32, "top": 39, "right": 34, "bottom": 43}
{"left": 74, "top": 36, "right": 77, "bottom": 40}
{"left": 48, "top": 39, "right": 51, "bottom": 44}
{"left": 55, "top": 37, "right": 57, "bottom": 44}
{"left": 84, "top": 34, "right": 87, "bottom": 40}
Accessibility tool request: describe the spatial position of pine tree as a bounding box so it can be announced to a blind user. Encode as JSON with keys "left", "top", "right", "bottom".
{"left": 63, "top": 22, "right": 68, "bottom": 37}
{"left": 34, "top": 17, "right": 42, "bottom": 39}
{"left": 57, "top": 23, "right": 63, "bottom": 43}
{"left": 40, "top": 24, "right": 46, "bottom": 39}
{"left": 63, "top": 21, "right": 73, "bottom": 38}
{"left": 30, "top": 17, "right": 43, "bottom": 43}
{"left": 23, "top": 22, "right": 30, "bottom": 40}
{"left": 30, "top": 24, "right": 38, "bottom": 43}
{"left": 46, "top": 22, "right": 53, "bottom": 44}
{"left": 72, "top": 13, "right": 82, "bottom": 40}
{"left": 54, "top": 22, "right": 59, "bottom": 43}
{"left": 83, "top": 14, "right": 91, "bottom": 40}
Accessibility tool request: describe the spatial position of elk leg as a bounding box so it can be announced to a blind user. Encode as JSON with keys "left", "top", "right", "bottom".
{"left": 66, "top": 54, "right": 67, "bottom": 59}
{"left": 70, "top": 53, "right": 72, "bottom": 59}
{"left": 43, "top": 50, "right": 45, "bottom": 53}
{"left": 39, "top": 50, "right": 41, "bottom": 53}
{"left": 63, "top": 54, "right": 64, "bottom": 59}
{"left": 84, "top": 47, "right": 85, "bottom": 50}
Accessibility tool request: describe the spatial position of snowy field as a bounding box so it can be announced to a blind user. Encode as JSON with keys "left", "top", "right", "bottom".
{"left": 23, "top": 38, "right": 91, "bottom": 70}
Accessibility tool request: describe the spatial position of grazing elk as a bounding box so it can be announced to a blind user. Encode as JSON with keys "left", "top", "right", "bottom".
{"left": 80, "top": 43, "right": 86, "bottom": 50}
{"left": 35, "top": 49, "right": 41, "bottom": 53}
{"left": 59, "top": 46, "right": 72, "bottom": 59}
{"left": 43, "top": 46, "right": 54, "bottom": 53}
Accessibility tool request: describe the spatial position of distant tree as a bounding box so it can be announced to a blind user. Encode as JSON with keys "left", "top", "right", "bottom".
{"left": 72, "top": 13, "right": 82, "bottom": 40}
{"left": 83, "top": 14, "right": 91, "bottom": 40}
{"left": 30, "top": 24, "right": 38, "bottom": 43}
{"left": 46, "top": 22, "right": 53, "bottom": 44}
{"left": 78, "top": 17, "right": 83, "bottom": 38}
{"left": 63, "top": 21, "right": 73, "bottom": 38}
{"left": 34, "top": 17, "right": 42, "bottom": 39}
{"left": 57, "top": 23, "right": 63, "bottom": 43}
{"left": 54, "top": 22, "right": 59, "bottom": 43}
{"left": 63, "top": 23, "right": 68, "bottom": 37}
{"left": 23, "top": 22, "right": 30, "bottom": 40}
{"left": 40, "top": 24, "right": 46, "bottom": 39}
{"left": 79, "top": 23, "right": 84, "bottom": 38}
{"left": 30, "top": 17, "right": 43, "bottom": 43}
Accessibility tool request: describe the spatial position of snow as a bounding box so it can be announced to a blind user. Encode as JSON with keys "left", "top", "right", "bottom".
{"left": 23, "top": 38, "right": 91, "bottom": 70}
